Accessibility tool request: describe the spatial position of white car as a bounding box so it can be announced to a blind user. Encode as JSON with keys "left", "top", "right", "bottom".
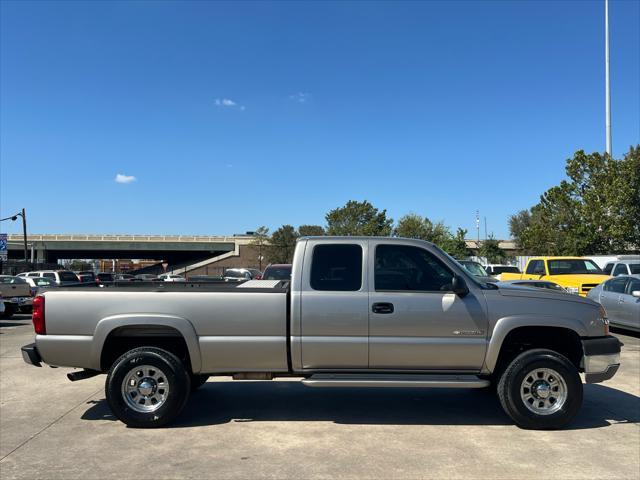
{"left": 18, "top": 270, "right": 79, "bottom": 285}
{"left": 158, "top": 274, "right": 186, "bottom": 282}
{"left": 483, "top": 264, "right": 521, "bottom": 280}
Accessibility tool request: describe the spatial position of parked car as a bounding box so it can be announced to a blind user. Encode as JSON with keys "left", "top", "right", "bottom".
{"left": 0, "top": 275, "right": 32, "bottom": 317}
{"left": 158, "top": 274, "right": 186, "bottom": 282}
{"left": 76, "top": 271, "right": 96, "bottom": 283}
{"left": 587, "top": 275, "right": 640, "bottom": 332}
{"left": 223, "top": 268, "right": 262, "bottom": 282}
{"left": 457, "top": 260, "right": 498, "bottom": 283}
{"left": 21, "top": 270, "right": 80, "bottom": 285}
{"left": 135, "top": 274, "right": 157, "bottom": 281}
{"left": 498, "top": 279, "right": 567, "bottom": 292}
{"left": 262, "top": 264, "right": 292, "bottom": 281}
{"left": 95, "top": 273, "right": 115, "bottom": 284}
{"left": 22, "top": 276, "right": 58, "bottom": 296}
{"left": 21, "top": 237, "right": 620, "bottom": 430}
{"left": 483, "top": 264, "right": 521, "bottom": 279}
{"left": 603, "top": 260, "right": 640, "bottom": 277}
{"left": 500, "top": 257, "right": 611, "bottom": 296}
{"left": 114, "top": 274, "right": 136, "bottom": 282}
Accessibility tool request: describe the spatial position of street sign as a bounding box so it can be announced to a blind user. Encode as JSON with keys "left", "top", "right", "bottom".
{"left": 0, "top": 233, "right": 7, "bottom": 261}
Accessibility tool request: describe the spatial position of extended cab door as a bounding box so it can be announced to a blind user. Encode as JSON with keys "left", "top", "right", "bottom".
{"left": 368, "top": 240, "right": 488, "bottom": 370}
{"left": 296, "top": 239, "right": 369, "bottom": 369}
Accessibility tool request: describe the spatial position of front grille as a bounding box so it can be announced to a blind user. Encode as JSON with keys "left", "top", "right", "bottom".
{"left": 581, "top": 283, "right": 598, "bottom": 293}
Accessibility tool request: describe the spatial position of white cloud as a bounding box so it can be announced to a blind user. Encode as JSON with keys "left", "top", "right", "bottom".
{"left": 289, "top": 92, "right": 310, "bottom": 103}
{"left": 214, "top": 98, "right": 244, "bottom": 110}
{"left": 115, "top": 173, "right": 137, "bottom": 184}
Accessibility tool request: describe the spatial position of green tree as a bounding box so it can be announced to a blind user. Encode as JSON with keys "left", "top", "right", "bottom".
{"left": 298, "top": 225, "right": 325, "bottom": 236}
{"left": 249, "top": 226, "right": 270, "bottom": 270}
{"left": 394, "top": 213, "right": 452, "bottom": 247}
{"left": 440, "top": 228, "right": 471, "bottom": 259}
{"left": 508, "top": 210, "right": 531, "bottom": 249}
{"left": 512, "top": 147, "right": 640, "bottom": 255}
{"left": 267, "top": 225, "right": 299, "bottom": 264}
{"left": 479, "top": 235, "right": 508, "bottom": 264}
{"left": 325, "top": 200, "right": 393, "bottom": 236}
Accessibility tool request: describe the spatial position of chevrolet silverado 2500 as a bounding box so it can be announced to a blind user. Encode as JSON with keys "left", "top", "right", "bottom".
{"left": 21, "top": 237, "right": 621, "bottom": 429}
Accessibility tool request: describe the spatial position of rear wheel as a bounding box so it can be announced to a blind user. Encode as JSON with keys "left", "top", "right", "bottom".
{"left": 105, "top": 347, "right": 191, "bottom": 428}
{"left": 497, "top": 349, "right": 582, "bottom": 430}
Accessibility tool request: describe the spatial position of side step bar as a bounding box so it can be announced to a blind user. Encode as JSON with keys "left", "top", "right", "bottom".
{"left": 302, "top": 374, "right": 490, "bottom": 389}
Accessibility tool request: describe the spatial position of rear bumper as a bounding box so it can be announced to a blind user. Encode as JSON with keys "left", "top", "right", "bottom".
{"left": 582, "top": 336, "right": 621, "bottom": 383}
{"left": 21, "top": 343, "right": 42, "bottom": 367}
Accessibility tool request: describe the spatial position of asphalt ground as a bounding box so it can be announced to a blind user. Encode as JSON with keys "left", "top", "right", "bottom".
{"left": 1, "top": 314, "right": 638, "bottom": 479}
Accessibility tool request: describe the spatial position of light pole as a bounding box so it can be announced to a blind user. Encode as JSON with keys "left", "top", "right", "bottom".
{"left": 0, "top": 208, "right": 28, "bottom": 262}
{"left": 605, "top": 0, "right": 612, "bottom": 156}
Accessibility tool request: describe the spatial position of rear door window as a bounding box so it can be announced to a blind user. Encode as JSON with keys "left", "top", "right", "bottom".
{"left": 58, "top": 272, "right": 79, "bottom": 282}
{"left": 526, "top": 260, "right": 544, "bottom": 275}
{"left": 604, "top": 277, "right": 629, "bottom": 294}
{"left": 310, "top": 244, "right": 362, "bottom": 291}
{"left": 43, "top": 272, "right": 56, "bottom": 279}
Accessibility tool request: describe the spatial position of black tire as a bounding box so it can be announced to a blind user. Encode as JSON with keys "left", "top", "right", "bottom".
{"left": 190, "top": 374, "right": 209, "bottom": 392}
{"left": 1, "top": 304, "right": 15, "bottom": 319}
{"left": 497, "top": 349, "right": 583, "bottom": 430}
{"left": 105, "top": 347, "right": 191, "bottom": 428}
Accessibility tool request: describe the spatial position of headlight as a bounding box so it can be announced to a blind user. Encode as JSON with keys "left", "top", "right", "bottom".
{"left": 566, "top": 286, "right": 580, "bottom": 295}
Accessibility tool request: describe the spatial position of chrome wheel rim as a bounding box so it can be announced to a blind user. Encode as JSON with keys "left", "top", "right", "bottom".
{"left": 520, "top": 367, "right": 567, "bottom": 415}
{"left": 121, "top": 365, "right": 170, "bottom": 413}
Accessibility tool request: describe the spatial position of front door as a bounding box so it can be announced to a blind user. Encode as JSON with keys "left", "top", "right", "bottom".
{"left": 368, "top": 242, "right": 488, "bottom": 370}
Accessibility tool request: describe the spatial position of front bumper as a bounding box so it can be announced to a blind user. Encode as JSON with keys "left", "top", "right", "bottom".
{"left": 582, "top": 336, "right": 621, "bottom": 383}
{"left": 21, "top": 343, "right": 42, "bottom": 367}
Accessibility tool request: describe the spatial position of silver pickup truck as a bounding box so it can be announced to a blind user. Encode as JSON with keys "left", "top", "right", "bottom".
{"left": 22, "top": 237, "right": 621, "bottom": 429}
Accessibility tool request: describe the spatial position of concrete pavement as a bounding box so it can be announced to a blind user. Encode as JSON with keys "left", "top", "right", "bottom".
{"left": 1, "top": 315, "right": 638, "bottom": 479}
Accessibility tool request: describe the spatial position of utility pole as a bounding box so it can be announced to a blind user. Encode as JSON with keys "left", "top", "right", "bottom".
{"left": 605, "top": 0, "right": 612, "bottom": 156}
{"left": 484, "top": 217, "right": 488, "bottom": 241}
{"left": 475, "top": 210, "right": 480, "bottom": 253}
{"left": 21, "top": 208, "right": 28, "bottom": 263}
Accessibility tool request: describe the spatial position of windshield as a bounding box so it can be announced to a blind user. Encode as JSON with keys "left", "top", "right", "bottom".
{"left": 263, "top": 266, "right": 292, "bottom": 280}
{"left": 225, "top": 270, "right": 246, "bottom": 278}
{"left": 0, "top": 276, "right": 26, "bottom": 284}
{"left": 629, "top": 263, "right": 640, "bottom": 274}
{"left": 459, "top": 261, "right": 489, "bottom": 277}
{"left": 547, "top": 259, "right": 603, "bottom": 275}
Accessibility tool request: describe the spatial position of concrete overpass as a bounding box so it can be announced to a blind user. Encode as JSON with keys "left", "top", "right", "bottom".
{"left": 4, "top": 234, "right": 255, "bottom": 264}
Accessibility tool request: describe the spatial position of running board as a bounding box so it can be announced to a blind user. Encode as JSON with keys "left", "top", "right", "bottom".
{"left": 302, "top": 374, "right": 490, "bottom": 389}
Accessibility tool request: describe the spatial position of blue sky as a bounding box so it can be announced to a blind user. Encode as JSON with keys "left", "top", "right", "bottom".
{"left": 1, "top": 0, "right": 638, "bottom": 239}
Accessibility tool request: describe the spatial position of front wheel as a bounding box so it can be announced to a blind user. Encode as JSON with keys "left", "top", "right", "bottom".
{"left": 105, "top": 347, "right": 191, "bottom": 428}
{"left": 497, "top": 349, "right": 583, "bottom": 430}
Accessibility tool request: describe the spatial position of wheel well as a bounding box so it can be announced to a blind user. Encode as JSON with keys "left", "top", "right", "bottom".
{"left": 100, "top": 325, "right": 191, "bottom": 372}
{"left": 493, "top": 327, "right": 583, "bottom": 377}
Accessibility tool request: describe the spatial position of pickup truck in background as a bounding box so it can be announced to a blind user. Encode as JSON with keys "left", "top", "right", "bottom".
{"left": 0, "top": 275, "right": 33, "bottom": 318}
{"left": 21, "top": 237, "right": 621, "bottom": 430}
{"left": 500, "top": 257, "right": 611, "bottom": 296}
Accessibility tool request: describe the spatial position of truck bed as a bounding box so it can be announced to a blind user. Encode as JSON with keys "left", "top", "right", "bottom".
{"left": 37, "top": 281, "right": 291, "bottom": 373}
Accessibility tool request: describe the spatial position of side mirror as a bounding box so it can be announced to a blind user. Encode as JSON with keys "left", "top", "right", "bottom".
{"left": 632, "top": 291, "right": 640, "bottom": 298}
{"left": 452, "top": 275, "right": 469, "bottom": 297}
